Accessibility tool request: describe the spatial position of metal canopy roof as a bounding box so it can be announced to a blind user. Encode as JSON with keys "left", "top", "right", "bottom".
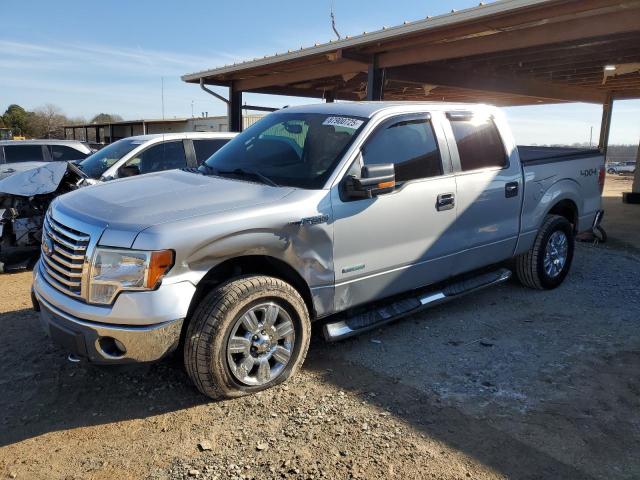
{"left": 182, "top": 0, "right": 640, "bottom": 106}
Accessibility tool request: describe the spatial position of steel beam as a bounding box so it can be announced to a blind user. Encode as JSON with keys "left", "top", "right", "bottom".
{"left": 366, "top": 56, "right": 383, "bottom": 101}
{"left": 229, "top": 85, "right": 242, "bottom": 132}
{"left": 633, "top": 140, "right": 640, "bottom": 193}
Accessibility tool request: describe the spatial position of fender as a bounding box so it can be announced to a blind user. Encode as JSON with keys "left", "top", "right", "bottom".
{"left": 517, "top": 176, "right": 581, "bottom": 254}
{"left": 132, "top": 189, "right": 336, "bottom": 317}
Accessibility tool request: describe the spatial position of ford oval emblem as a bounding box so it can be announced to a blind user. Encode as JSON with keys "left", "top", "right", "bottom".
{"left": 42, "top": 235, "right": 54, "bottom": 257}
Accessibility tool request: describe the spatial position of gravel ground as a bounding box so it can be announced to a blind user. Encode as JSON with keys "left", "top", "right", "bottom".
{"left": 1, "top": 243, "right": 639, "bottom": 479}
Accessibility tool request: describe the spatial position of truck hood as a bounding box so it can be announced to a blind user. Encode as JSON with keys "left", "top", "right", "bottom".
{"left": 55, "top": 169, "right": 295, "bottom": 247}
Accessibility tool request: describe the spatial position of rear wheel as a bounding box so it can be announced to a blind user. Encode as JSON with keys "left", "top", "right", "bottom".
{"left": 515, "top": 214, "right": 575, "bottom": 290}
{"left": 184, "top": 275, "right": 310, "bottom": 399}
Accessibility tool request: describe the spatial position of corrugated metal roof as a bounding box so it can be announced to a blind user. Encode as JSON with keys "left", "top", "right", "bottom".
{"left": 181, "top": 0, "right": 551, "bottom": 82}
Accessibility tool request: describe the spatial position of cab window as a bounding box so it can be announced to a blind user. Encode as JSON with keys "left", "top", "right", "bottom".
{"left": 449, "top": 117, "right": 507, "bottom": 171}
{"left": 362, "top": 117, "right": 442, "bottom": 183}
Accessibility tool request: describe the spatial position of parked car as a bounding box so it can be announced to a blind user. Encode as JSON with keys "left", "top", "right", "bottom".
{"left": 32, "top": 102, "right": 604, "bottom": 399}
{"left": 0, "top": 132, "right": 236, "bottom": 270}
{"left": 75, "top": 132, "right": 236, "bottom": 182}
{"left": 0, "top": 140, "right": 92, "bottom": 180}
{"left": 606, "top": 161, "right": 636, "bottom": 174}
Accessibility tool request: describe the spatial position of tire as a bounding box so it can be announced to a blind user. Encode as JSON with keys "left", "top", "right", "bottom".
{"left": 607, "top": 168, "right": 616, "bottom": 174}
{"left": 515, "top": 214, "right": 575, "bottom": 290}
{"left": 184, "top": 275, "right": 310, "bottom": 399}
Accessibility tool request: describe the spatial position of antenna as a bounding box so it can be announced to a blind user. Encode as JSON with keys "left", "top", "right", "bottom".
{"left": 330, "top": 1, "right": 341, "bottom": 39}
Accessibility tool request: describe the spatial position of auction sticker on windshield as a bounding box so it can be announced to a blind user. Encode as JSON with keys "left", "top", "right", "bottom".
{"left": 322, "top": 116, "right": 364, "bottom": 130}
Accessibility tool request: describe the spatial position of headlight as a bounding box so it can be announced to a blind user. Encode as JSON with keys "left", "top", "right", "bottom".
{"left": 88, "top": 248, "right": 174, "bottom": 304}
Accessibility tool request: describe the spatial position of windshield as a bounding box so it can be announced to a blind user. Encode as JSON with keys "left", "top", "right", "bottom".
{"left": 77, "top": 138, "right": 143, "bottom": 179}
{"left": 201, "top": 112, "right": 367, "bottom": 189}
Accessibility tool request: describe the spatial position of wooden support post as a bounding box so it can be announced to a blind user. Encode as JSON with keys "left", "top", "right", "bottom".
{"left": 366, "top": 55, "right": 383, "bottom": 101}
{"left": 229, "top": 84, "right": 242, "bottom": 132}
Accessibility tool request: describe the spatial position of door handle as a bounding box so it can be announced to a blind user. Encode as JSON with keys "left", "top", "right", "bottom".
{"left": 436, "top": 193, "right": 455, "bottom": 211}
{"left": 505, "top": 182, "right": 519, "bottom": 198}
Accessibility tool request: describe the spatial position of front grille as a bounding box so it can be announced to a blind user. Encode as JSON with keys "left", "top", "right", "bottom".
{"left": 41, "top": 213, "right": 90, "bottom": 298}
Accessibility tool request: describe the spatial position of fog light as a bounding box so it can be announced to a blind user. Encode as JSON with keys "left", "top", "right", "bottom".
{"left": 98, "top": 336, "right": 127, "bottom": 358}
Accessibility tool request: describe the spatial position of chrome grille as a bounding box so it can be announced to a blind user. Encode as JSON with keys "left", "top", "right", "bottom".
{"left": 41, "top": 213, "right": 90, "bottom": 298}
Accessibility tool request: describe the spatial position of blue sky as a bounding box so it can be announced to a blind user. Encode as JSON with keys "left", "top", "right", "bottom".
{"left": 1, "top": 0, "right": 638, "bottom": 146}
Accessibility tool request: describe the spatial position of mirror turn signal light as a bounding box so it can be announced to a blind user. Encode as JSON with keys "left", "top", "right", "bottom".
{"left": 377, "top": 180, "right": 396, "bottom": 189}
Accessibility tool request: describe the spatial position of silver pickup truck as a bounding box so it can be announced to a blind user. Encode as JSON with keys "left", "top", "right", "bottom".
{"left": 32, "top": 102, "right": 605, "bottom": 399}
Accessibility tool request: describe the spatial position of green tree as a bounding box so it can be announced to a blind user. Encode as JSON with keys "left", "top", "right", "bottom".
{"left": 91, "top": 113, "right": 123, "bottom": 123}
{"left": 2, "top": 104, "right": 33, "bottom": 136}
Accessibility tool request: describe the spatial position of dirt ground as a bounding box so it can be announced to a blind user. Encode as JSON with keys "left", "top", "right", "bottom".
{"left": 1, "top": 178, "right": 639, "bottom": 480}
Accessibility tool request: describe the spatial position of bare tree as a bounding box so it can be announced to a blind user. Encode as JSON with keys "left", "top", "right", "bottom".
{"left": 32, "top": 104, "right": 69, "bottom": 139}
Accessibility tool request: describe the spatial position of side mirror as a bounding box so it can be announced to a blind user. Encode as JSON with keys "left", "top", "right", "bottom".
{"left": 344, "top": 163, "right": 396, "bottom": 199}
{"left": 118, "top": 164, "right": 140, "bottom": 178}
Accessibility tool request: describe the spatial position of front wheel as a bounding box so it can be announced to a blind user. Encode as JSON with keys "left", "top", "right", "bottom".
{"left": 515, "top": 214, "right": 575, "bottom": 290}
{"left": 184, "top": 275, "right": 311, "bottom": 399}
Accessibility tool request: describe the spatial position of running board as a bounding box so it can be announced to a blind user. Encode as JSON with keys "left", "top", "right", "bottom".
{"left": 323, "top": 268, "right": 512, "bottom": 341}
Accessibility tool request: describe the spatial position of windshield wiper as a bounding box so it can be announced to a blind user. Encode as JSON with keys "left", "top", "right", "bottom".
{"left": 217, "top": 168, "right": 279, "bottom": 187}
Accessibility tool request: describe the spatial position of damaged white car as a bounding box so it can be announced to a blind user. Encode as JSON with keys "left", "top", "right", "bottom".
{"left": 0, "top": 132, "right": 235, "bottom": 271}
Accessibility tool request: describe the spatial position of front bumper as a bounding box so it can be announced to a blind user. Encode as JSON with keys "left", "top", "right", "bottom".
{"left": 34, "top": 289, "right": 183, "bottom": 363}
{"left": 32, "top": 262, "right": 194, "bottom": 364}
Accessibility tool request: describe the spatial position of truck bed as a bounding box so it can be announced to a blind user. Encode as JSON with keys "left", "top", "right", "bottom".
{"left": 518, "top": 146, "right": 601, "bottom": 165}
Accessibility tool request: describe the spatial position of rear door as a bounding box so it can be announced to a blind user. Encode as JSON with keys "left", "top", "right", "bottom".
{"left": 444, "top": 111, "right": 522, "bottom": 275}
{"left": 331, "top": 112, "right": 459, "bottom": 311}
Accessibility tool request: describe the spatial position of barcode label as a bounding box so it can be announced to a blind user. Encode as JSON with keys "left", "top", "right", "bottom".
{"left": 322, "top": 116, "right": 364, "bottom": 130}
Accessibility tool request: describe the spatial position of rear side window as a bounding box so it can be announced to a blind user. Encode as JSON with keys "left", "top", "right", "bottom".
{"left": 4, "top": 145, "right": 45, "bottom": 163}
{"left": 193, "top": 139, "right": 229, "bottom": 165}
{"left": 450, "top": 117, "right": 507, "bottom": 171}
{"left": 50, "top": 145, "right": 87, "bottom": 161}
{"left": 129, "top": 141, "right": 187, "bottom": 174}
{"left": 362, "top": 117, "right": 442, "bottom": 183}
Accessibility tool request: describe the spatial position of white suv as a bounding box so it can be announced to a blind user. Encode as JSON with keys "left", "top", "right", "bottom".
{"left": 76, "top": 132, "right": 236, "bottom": 182}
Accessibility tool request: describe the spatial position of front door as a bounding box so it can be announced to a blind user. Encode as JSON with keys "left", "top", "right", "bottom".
{"left": 331, "top": 113, "right": 460, "bottom": 312}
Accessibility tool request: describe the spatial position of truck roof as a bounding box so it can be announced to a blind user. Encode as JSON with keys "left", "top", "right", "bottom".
{"left": 280, "top": 101, "right": 494, "bottom": 118}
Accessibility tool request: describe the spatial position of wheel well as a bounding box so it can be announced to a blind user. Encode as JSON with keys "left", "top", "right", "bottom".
{"left": 548, "top": 199, "right": 578, "bottom": 231}
{"left": 185, "top": 255, "right": 315, "bottom": 324}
